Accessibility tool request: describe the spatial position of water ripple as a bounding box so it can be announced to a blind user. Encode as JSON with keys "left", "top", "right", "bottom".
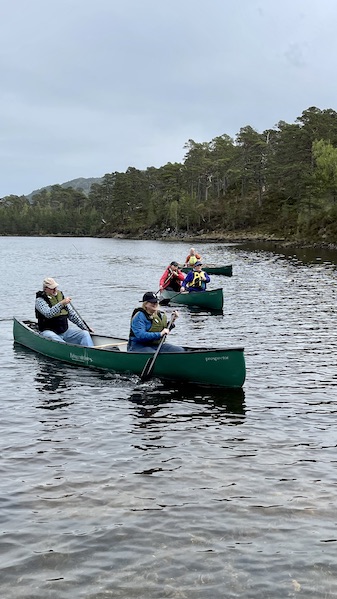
{"left": 2, "top": 237, "right": 337, "bottom": 598}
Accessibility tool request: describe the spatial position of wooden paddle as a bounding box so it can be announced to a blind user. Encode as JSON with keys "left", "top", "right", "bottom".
{"left": 140, "top": 312, "right": 177, "bottom": 381}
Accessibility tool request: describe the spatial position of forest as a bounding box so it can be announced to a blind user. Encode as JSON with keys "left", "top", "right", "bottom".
{"left": 2, "top": 106, "right": 337, "bottom": 244}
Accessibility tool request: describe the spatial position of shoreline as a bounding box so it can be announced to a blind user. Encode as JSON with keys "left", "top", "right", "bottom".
{"left": 2, "top": 230, "right": 337, "bottom": 250}
{"left": 108, "top": 230, "right": 337, "bottom": 251}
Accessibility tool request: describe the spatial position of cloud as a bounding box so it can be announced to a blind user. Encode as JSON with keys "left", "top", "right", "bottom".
{"left": 1, "top": 0, "right": 337, "bottom": 197}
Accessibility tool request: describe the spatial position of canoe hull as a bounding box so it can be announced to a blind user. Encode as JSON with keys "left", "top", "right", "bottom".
{"left": 13, "top": 319, "right": 245, "bottom": 388}
{"left": 181, "top": 264, "right": 232, "bottom": 276}
{"left": 160, "top": 288, "right": 223, "bottom": 310}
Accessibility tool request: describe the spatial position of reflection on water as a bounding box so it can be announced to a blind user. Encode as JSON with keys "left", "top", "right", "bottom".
{"left": 14, "top": 344, "right": 74, "bottom": 409}
{"left": 183, "top": 306, "right": 224, "bottom": 316}
{"left": 129, "top": 383, "right": 245, "bottom": 423}
{"left": 236, "top": 240, "right": 337, "bottom": 268}
{"left": 35, "top": 362, "right": 70, "bottom": 394}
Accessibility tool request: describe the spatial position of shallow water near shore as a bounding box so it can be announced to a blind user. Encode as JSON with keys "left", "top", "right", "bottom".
{"left": 1, "top": 236, "right": 337, "bottom": 598}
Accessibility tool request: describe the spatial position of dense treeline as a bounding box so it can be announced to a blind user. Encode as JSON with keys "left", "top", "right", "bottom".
{"left": 2, "top": 106, "right": 337, "bottom": 242}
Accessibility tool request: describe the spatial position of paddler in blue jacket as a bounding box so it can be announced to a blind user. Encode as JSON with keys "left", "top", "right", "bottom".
{"left": 180, "top": 261, "right": 210, "bottom": 292}
{"left": 128, "top": 292, "right": 185, "bottom": 353}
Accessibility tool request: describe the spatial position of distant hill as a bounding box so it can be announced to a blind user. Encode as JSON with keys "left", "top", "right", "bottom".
{"left": 27, "top": 176, "right": 103, "bottom": 200}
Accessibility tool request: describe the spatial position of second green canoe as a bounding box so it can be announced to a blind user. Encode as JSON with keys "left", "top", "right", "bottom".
{"left": 180, "top": 264, "right": 232, "bottom": 276}
{"left": 160, "top": 287, "right": 223, "bottom": 310}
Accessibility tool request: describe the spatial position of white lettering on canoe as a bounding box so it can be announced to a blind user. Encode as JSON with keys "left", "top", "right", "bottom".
{"left": 70, "top": 352, "right": 93, "bottom": 363}
{"left": 205, "top": 356, "right": 229, "bottom": 362}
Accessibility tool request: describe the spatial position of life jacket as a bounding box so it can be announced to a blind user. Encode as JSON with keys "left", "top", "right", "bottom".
{"left": 129, "top": 308, "right": 168, "bottom": 345}
{"left": 35, "top": 290, "right": 69, "bottom": 333}
{"left": 187, "top": 271, "right": 204, "bottom": 289}
{"left": 188, "top": 255, "right": 197, "bottom": 265}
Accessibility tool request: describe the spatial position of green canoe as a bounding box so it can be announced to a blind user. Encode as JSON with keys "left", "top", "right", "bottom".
{"left": 160, "top": 287, "right": 224, "bottom": 311}
{"left": 180, "top": 264, "right": 233, "bottom": 276}
{"left": 13, "top": 319, "right": 245, "bottom": 388}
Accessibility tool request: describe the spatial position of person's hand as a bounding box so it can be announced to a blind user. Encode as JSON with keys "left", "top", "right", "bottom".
{"left": 159, "top": 286, "right": 163, "bottom": 291}
{"left": 61, "top": 296, "right": 72, "bottom": 306}
{"left": 89, "top": 327, "right": 95, "bottom": 333}
{"left": 160, "top": 328, "right": 170, "bottom": 336}
{"left": 172, "top": 310, "right": 179, "bottom": 319}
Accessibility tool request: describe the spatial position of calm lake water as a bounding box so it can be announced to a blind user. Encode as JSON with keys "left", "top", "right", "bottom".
{"left": 1, "top": 236, "right": 337, "bottom": 599}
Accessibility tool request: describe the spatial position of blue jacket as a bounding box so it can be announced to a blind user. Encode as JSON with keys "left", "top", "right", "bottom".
{"left": 181, "top": 269, "right": 210, "bottom": 292}
{"left": 128, "top": 309, "right": 164, "bottom": 350}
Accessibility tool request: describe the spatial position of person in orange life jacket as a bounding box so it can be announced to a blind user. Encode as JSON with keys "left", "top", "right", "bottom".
{"left": 35, "top": 277, "right": 94, "bottom": 346}
{"left": 184, "top": 248, "right": 201, "bottom": 267}
{"left": 159, "top": 261, "right": 185, "bottom": 293}
{"left": 128, "top": 291, "right": 185, "bottom": 353}
{"left": 180, "top": 262, "right": 210, "bottom": 292}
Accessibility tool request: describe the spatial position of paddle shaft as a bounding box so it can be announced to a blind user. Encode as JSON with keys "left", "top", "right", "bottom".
{"left": 159, "top": 291, "right": 182, "bottom": 306}
{"left": 69, "top": 302, "right": 91, "bottom": 332}
{"left": 158, "top": 269, "right": 184, "bottom": 303}
{"left": 162, "top": 270, "right": 174, "bottom": 287}
{"left": 154, "top": 281, "right": 171, "bottom": 298}
{"left": 156, "top": 271, "right": 174, "bottom": 298}
{"left": 140, "top": 313, "right": 177, "bottom": 381}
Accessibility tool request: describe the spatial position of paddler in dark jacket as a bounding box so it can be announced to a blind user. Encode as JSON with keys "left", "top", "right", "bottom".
{"left": 35, "top": 277, "right": 94, "bottom": 346}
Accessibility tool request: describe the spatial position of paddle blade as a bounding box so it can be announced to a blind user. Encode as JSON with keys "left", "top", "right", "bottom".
{"left": 159, "top": 298, "right": 170, "bottom": 306}
{"left": 140, "top": 357, "right": 154, "bottom": 381}
{"left": 159, "top": 291, "right": 186, "bottom": 306}
{"left": 140, "top": 342, "right": 164, "bottom": 381}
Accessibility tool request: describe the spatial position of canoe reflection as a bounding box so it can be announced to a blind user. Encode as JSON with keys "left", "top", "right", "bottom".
{"left": 129, "top": 382, "right": 245, "bottom": 425}
{"left": 35, "top": 363, "right": 74, "bottom": 410}
{"left": 14, "top": 344, "right": 75, "bottom": 409}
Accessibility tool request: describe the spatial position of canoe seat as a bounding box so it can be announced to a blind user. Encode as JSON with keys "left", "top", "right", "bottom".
{"left": 25, "top": 320, "right": 39, "bottom": 332}
{"left": 94, "top": 343, "right": 121, "bottom": 351}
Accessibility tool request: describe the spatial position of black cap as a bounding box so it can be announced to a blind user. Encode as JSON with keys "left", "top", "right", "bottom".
{"left": 170, "top": 261, "right": 179, "bottom": 267}
{"left": 194, "top": 261, "right": 202, "bottom": 266}
{"left": 141, "top": 292, "right": 158, "bottom": 303}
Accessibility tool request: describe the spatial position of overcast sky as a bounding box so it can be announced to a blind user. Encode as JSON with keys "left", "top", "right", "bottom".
{"left": 1, "top": 0, "right": 337, "bottom": 198}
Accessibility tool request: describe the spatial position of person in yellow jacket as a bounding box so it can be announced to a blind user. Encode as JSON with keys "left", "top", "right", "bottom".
{"left": 181, "top": 262, "right": 210, "bottom": 292}
{"left": 184, "top": 248, "right": 201, "bottom": 267}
